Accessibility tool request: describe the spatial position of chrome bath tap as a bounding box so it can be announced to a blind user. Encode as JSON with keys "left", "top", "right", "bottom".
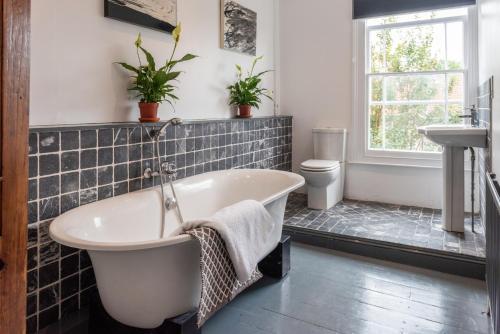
{"left": 144, "top": 118, "right": 185, "bottom": 238}
{"left": 150, "top": 117, "right": 183, "bottom": 140}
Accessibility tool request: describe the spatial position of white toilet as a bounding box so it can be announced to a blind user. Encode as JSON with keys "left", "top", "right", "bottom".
{"left": 300, "top": 128, "right": 347, "bottom": 210}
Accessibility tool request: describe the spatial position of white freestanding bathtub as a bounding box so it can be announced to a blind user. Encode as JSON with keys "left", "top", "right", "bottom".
{"left": 50, "top": 169, "right": 304, "bottom": 329}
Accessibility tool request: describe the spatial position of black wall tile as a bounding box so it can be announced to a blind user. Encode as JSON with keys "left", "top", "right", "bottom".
{"left": 27, "top": 270, "right": 38, "bottom": 294}
{"left": 98, "top": 147, "right": 113, "bottom": 166}
{"left": 39, "top": 132, "right": 60, "bottom": 153}
{"left": 113, "top": 128, "right": 128, "bottom": 145}
{"left": 98, "top": 166, "right": 113, "bottom": 186}
{"left": 39, "top": 197, "right": 59, "bottom": 221}
{"left": 61, "top": 193, "right": 79, "bottom": 214}
{"left": 61, "top": 274, "right": 79, "bottom": 299}
{"left": 114, "top": 146, "right": 128, "bottom": 164}
{"left": 80, "top": 169, "right": 97, "bottom": 189}
{"left": 27, "top": 247, "right": 38, "bottom": 270}
{"left": 61, "top": 131, "right": 79, "bottom": 151}
{"left": 29, "top": 179, "right": 38, "bottom": 202}
{"left": 80, "top": 188, "right": 97, "bottom": 205}
{"left": 39, "top": 176, "right": 60, "bottom": 199}
{"left": 98, "top": 185, "right": 113, "bottom": 200}
{"left": 27, "top": 294, "right": 37, "bottom": 316}
{"left": 61, "top": 172, "right": 79, "bottom": 194}
{"left": 39, "top": 262, "right": 59, "bottom": 288}
{"left": 81, "top": 130, "right": 97, "bottom": 149}
{"left": 39, "top": 241, "right": 59, "bottom": 266}
{"left": 61, "top": 254, "right": 79, "bottom": 279}
{"left": 61, "top": 151, "right": 79, "bottom": 172}
{"left": 29, "top": 133, "right": 38, "bottom": 155}
{"left": 29, "top": 156, "right": 38, "bottom": 178}
{"left": 98, "top": 129, "right": 113, "bottom": 147}
{"left": 39, "top": 154, "right": 60, "bottom": 176}
{"left": 39, "top": 284, "right": 59, "bottom": 311}
{"left": 39, "top": 305, "right": 59, "bottom": 330}
{"left": 80, "top": 149, "right": 97, "bottom": 169}
{"left": 61, "top": 295, "right": 79, "bottom": 318}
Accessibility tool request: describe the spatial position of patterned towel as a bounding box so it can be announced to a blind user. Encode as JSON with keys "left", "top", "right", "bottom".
{"left": 186, "top": 227, "right": 263, "bottom": 327}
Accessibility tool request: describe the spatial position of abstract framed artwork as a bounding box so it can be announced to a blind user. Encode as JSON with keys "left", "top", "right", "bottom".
{"left": 221, "top": 0, "right": 257, "bottom": 56}
{"left": 104, "top": 0, "right": 177, "bottom": 33}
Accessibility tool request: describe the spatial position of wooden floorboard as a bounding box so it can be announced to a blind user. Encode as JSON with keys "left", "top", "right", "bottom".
{"left": 40, "top": 243, "right": 491, "bottom": 334}
{"left": 205, "top": 243, "right": 491, "bottom": 334}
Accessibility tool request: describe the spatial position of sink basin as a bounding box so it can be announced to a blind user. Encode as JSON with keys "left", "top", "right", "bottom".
{"left": 418, "top": 124, "right": 488, "bottom": 148}
{"left": 417, "top": 124, "right": 488, "bottom": 233}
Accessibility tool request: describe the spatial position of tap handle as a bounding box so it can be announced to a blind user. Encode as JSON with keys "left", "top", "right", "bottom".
{"left": 161, "top": 162, "right": 177, "bottom": 175}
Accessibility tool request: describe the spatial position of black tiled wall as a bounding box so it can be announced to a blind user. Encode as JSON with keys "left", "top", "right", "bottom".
{"left": 478, "top": 78, "right": 493, "bottom": 225}
{"left": 26, "top": 116, "right": 292, "bottom": 333}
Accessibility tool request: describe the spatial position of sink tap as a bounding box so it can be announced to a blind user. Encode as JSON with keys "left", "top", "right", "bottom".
{"left": 459, "top": 105, "right": 479, "bottom": 127}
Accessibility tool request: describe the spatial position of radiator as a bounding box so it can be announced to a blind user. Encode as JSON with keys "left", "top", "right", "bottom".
{"left": 486, "top": 173, "right": 500, "bottom": 332}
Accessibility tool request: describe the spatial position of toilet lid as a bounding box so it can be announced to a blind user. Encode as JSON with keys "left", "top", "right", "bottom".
{"left": 301, "top": 160, "right": 339, "bottom": 171}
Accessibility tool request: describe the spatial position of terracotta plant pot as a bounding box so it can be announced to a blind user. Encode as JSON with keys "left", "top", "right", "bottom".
{"left": 238, "top": 105, "right": 252, "bottom": 118}
{"left": 138, "top": 102, "right": 160, "bottom": 123}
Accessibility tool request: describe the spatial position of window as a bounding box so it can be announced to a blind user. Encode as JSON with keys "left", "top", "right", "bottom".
{"left": 353, "top": 7, "right": 477, "bottom": 163}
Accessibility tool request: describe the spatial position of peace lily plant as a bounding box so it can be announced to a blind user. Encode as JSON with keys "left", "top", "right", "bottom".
{"left": 117, "top": 24, "right": 197, "bottom": 122}
{"left": 228, "top": 56, "right": 273, "bottom": 118}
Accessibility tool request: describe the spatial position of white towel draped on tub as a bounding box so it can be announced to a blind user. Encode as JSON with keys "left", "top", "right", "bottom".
{"left": 175, "top": 200, "right": 276, "bottom": 282}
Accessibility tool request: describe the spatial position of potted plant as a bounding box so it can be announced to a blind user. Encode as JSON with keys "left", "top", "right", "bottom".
{"left": 117, "top": 24, "right": 197, "bottom": 122}
{"left": 228, "top": 56, "right": 273, "bottom": 118}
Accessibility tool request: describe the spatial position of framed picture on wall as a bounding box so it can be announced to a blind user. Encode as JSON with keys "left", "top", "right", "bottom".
{"left": 104, "top": 0, "right": 177, "bottom": 33}
{"left": 220, "top": 0, "right": 257, "bottom": 56}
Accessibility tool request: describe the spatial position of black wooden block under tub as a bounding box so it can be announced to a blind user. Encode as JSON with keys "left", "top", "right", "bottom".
{"left": 258, "top": 235, "right": 291, "bottom": 279}
{"left": 88, "top": 293, "right": 201, "bottom": 334}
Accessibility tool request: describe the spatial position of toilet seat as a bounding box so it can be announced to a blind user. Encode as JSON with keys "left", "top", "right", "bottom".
{"left": 300, "top": 159, "right": 339, "bottom": 172}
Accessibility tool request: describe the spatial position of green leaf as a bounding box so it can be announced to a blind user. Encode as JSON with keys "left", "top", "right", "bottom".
{"left": 116, "top": 62, "right": 139, "bottom": 74}
{"left": 139, "top": 47, "right": 156, "bottom": 70}
{"left": 165, "top": 71, "right": 181, "bottom": 81}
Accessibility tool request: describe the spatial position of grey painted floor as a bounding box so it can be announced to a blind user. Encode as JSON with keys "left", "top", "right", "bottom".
{"left": 204, "top": 243, "right": 491, "bottom": 334}
{"left": 284, "top": 193, "right": 486, "bottom": 258}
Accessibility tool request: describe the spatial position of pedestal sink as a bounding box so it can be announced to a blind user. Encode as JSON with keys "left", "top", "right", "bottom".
{"left": 418, "top": 125, "right": 487, "bottom": 232}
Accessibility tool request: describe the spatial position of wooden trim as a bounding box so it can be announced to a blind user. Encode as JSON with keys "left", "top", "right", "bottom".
{"left": 0, "top": 0, "right": 30, "bottom": 333}
{"left": 284, "top": 227, "right": 486, "bottom": 280}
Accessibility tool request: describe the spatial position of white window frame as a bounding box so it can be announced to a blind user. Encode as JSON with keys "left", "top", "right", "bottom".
{"left": 351, "top": 7, "right": 478, "bottom": 168}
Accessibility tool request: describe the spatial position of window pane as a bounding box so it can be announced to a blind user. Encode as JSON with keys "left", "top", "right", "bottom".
{"left": 369, "top": 77, "right": 383, "bottom": 102}
{"left": 369, "top": 23, "right": 446, "bottom": 73}
{"left": 369, "top": 105, "right": 384, "bottom": 149}
{"left": 446, "top": 22, "right": 464, "bottom": 69}
{"left": 367, "top": 8, "right": 468, "bottom": 27}
{"left": 448, "top": 103, "right": 465, "bottom": 124}
{"left": 447, "top": 73, "right": 464, "bottom": 101}
{"left": 383, "top": 104, "right": 445, "bottom": 152}
{"left": 385, "top": 74, "right": 445, "bottom": 101}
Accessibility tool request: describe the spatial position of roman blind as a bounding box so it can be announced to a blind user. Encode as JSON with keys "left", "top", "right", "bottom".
{"left": 353, "top": 0, "right": 476, "bottom": 19}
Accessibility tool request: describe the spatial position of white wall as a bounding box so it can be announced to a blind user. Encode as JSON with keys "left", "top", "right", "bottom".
{"left": 280, "top": 0, "right": 477, "bottom": 210}
{"left": 478, "top": 0, "right": 500, "bottom": 173}
{"left": 30, "top": 0, "right": 277, "bottom": 126}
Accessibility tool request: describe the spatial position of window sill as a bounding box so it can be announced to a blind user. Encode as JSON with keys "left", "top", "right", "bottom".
{"left": 347, "top": 159, "right": 442, "bottom": 169}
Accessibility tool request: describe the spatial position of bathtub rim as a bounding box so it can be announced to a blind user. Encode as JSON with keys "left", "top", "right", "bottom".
{"left": 50, "top": 169, "right": 304, "bottom": 252}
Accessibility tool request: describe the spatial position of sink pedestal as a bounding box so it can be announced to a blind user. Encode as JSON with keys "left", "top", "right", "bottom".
{"left": 442, "top": 146, "right": 465, "bottom": 232}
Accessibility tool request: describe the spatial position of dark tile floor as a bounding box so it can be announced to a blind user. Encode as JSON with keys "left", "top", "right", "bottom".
{"left": 284, "top": 193, "right": 486, "bottom": 258}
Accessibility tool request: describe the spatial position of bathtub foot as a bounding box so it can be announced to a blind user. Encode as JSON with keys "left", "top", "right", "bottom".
{"left": 89, "top": 293, "right": 201, "bottom": 334}
{"left": 163, "top": 310, "right": 201, "bottom": 334}
{"left": 258, "top": 234, "right": 291, "bottom": 279}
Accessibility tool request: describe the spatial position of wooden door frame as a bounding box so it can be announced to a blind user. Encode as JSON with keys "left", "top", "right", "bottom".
{"left": 0, "top": 0, "right": 30, "bottom": 333}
